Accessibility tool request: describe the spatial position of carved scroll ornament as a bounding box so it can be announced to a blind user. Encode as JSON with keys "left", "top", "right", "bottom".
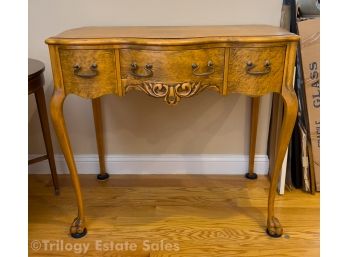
{"left": 125, "top": 82, "right": 219, "bottom": 105}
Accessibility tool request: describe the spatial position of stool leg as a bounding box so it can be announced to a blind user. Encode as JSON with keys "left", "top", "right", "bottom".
{"left": 92, "top": 98, "right": 109, "bottom": 180}
{"left": 246, "top": 97, "right": 260, "bottom": 180}
{"left": 35, "top": 87, "right": 59, "bottom": 194}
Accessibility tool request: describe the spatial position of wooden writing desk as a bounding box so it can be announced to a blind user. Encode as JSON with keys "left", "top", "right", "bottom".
{"left": 46, "top": 25, "right": 299, "bottom": 238}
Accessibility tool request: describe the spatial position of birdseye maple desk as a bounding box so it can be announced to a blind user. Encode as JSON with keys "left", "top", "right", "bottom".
{"left": 46, "top": 25, "right": 299, "bottom": 238}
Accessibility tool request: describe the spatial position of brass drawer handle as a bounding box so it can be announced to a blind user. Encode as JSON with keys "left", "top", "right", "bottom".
{"left": 246, "top": 60, "right": 271, "bottom": 75}
{"left": 73, "top": 63, "right": 98, "bottom": 78}
{"left": 192, "top": 61, "right": 215, "bottom": 76}
{"left": 131, "top": 63, "right": 153, "bottom": 78}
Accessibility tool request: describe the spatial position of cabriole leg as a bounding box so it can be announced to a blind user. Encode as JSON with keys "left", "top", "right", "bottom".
{"left": 50, "top": 89, "right": 87, "bottom": 238}
{"left": 266, "top": 89, "right": 298, "bottom": 237}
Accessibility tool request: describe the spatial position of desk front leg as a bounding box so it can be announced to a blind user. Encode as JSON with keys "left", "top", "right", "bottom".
{"left": 50, "top": 89, "right": 87, "bottom": 238}
{"left": 267, "top": 88, "right": 298, "bottom": 237}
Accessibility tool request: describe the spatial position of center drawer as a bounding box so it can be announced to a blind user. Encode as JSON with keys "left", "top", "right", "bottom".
{"left": 120, "top": 48, "right": 225, "bottom": 86}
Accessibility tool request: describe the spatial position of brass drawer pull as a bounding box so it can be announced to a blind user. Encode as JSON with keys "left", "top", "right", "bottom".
{"left": 246, "top": 60, "right": 271, "bottom": 75}
{"left": 73, "top": 63, "right": 98, "bottom": 78}
{"left": 131, "top": 63, "right": 153, "bottom": 78}
{"left": 192, "top": 61, "right": 215, "bottom": 76}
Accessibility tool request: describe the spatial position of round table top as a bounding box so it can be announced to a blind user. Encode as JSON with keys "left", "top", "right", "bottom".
{"left": 28, "top": 58, "right": 45, "bottom": 80}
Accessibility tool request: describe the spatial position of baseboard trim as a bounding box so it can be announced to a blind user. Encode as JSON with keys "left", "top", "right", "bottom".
{"left": 28, "top": 154, "right": 269, "bottom": 175}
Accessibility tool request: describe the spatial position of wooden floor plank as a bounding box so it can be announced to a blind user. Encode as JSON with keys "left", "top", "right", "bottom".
{"left": 29, "top": 174, "right": 319, "bottom": 257}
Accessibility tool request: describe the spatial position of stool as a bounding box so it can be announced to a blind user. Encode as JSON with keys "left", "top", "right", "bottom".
{"left": 29, "top": 58, "right": 59, "bottom": 195}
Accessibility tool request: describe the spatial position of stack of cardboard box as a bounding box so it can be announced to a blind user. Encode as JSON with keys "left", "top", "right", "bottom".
{"left": 297, "top": 18, "right": 320, "bottom": 191}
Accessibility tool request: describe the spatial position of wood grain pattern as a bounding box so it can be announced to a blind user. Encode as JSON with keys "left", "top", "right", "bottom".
{"left": 29, "top": 174, "right": 320, "bottom": 257}
{"left": 120, "top": 48, "right": 224, "bottom": 82}
{"left": 120, "top": 48, "right": 224, "bottom": 103}
{"left": 228, "top": 45, "right": 286, "bottom": 96}
{"left": 59, "top": 49, "right": 117, "bottom": 98}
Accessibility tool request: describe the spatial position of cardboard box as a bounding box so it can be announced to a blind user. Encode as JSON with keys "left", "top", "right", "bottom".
{"left": 297, "top": 18, "right": 320, "bottom": 191}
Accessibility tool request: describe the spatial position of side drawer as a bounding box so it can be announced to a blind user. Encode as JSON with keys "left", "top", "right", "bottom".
{"left": 227, "top": 46, "right": 286, "bottom": 95}
{"left": 59, "top": 49, "right": 118, "bottom": 98}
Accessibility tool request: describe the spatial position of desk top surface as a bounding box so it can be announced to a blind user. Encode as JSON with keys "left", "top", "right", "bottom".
{"left": 46, "top": 25, "right": 298, "bottom": 45}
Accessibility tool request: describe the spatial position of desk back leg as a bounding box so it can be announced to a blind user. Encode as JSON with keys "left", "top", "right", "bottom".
{"left": 246, "top": 97, "right": 260, "bottom": 179}
{"left": 92, "top": 97, "right": 109, "bottom": 180}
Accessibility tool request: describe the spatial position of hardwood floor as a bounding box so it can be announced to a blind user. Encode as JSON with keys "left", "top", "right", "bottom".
{"left": 29, "top": 174, "right": 319, "bottom": 257}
